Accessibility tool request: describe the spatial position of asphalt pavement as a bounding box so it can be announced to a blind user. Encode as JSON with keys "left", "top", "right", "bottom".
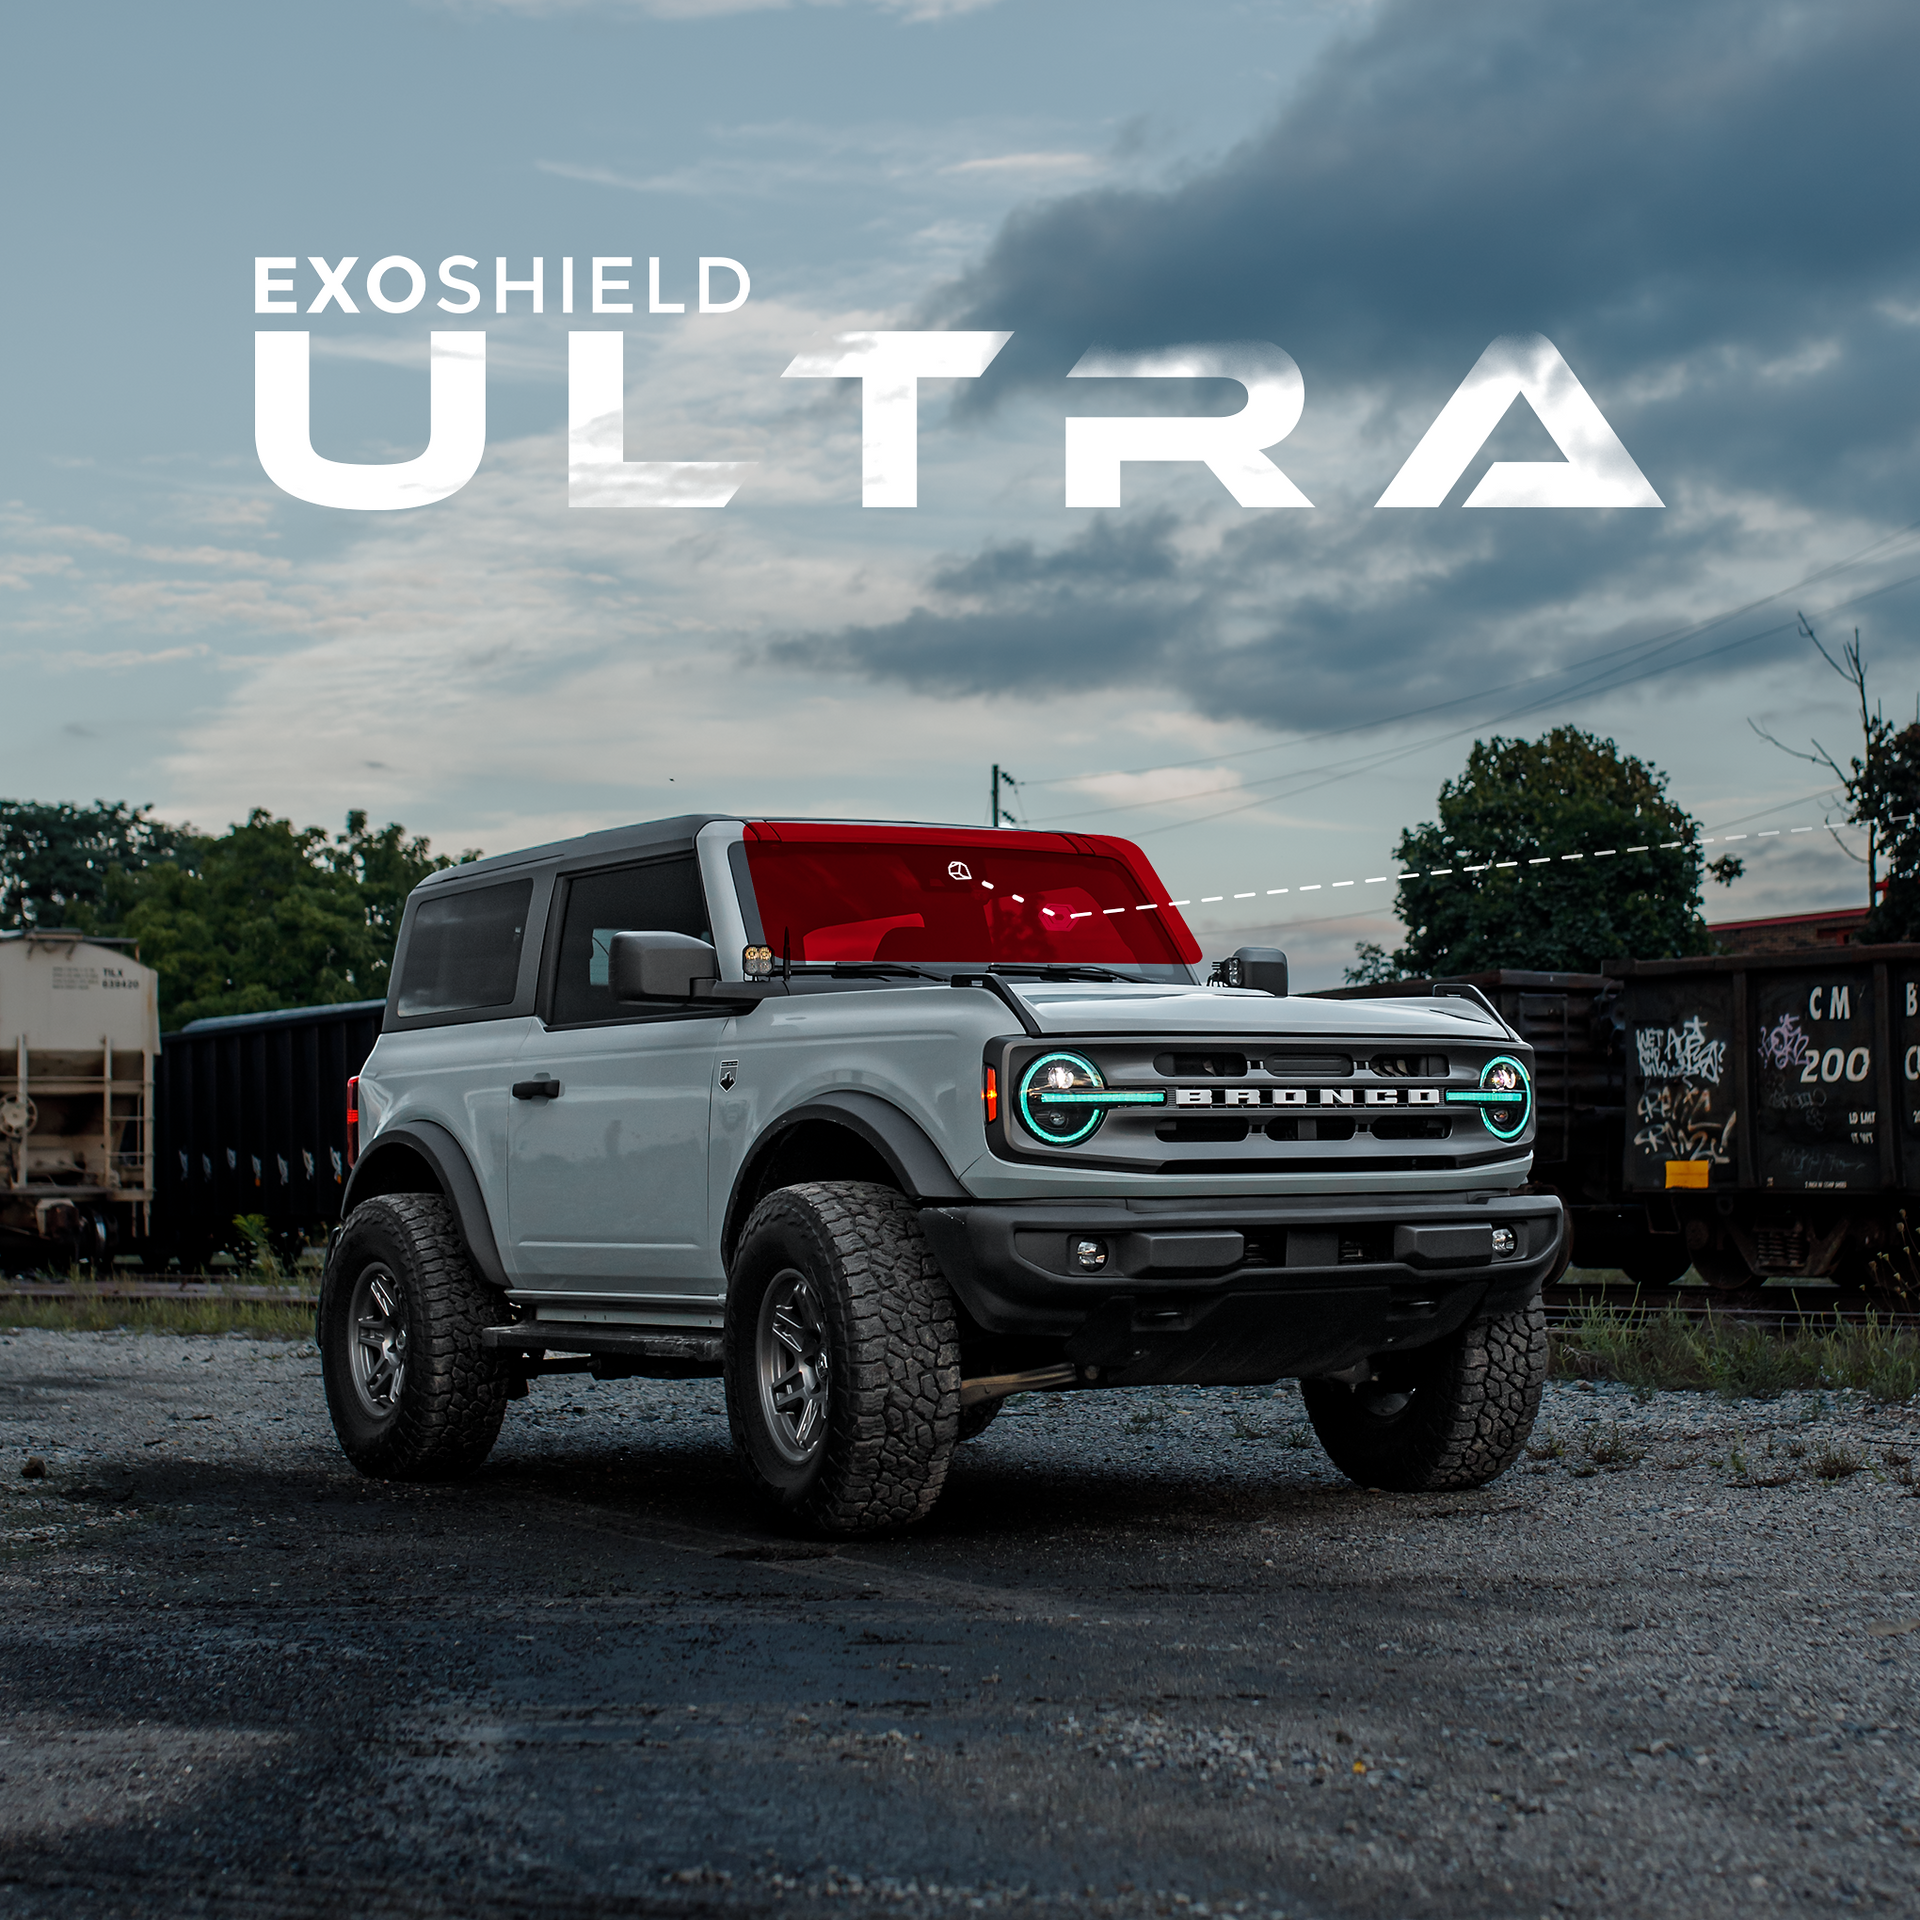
{"left": 2, "top": 1330, "right": 1918, "bottom": 1919}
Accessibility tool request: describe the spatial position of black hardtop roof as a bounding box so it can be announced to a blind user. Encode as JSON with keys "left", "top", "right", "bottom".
{"left": 415, "top": 813, "right": 733, "bottom": 886}
{"left": 413, "top": 814, "right": 1074, "bottom": 888}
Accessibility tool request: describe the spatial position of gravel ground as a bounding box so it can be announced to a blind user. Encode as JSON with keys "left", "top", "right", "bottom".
{"left": 2, "top": 1330, "right": 1919, "bottom": 1919}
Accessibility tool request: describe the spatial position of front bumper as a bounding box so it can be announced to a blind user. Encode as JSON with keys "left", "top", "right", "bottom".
{"left": 917, "top": 1189, "right": 1564, "bottom": 1388}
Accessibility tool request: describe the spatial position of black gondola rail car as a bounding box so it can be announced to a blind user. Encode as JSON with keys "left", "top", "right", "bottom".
{"left": 1320, "top": 972, "right": 1639, "bottom": 1275}
{"left": 1608, "top": 944, "right": 1920, "bottom": 1291}
{"left": 1327, "top": 948, "right": 1920, "bottom": 1292}
{"left": 151, "top": 999, "right": 384, "bottom": 1268}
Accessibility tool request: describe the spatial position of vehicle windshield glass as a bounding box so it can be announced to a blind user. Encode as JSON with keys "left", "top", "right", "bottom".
{"left": 741, "top": 828, "right": 1199, "bottom": 969}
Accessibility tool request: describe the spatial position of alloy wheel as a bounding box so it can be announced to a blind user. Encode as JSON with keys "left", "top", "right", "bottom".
{"left": 756, "top": 1267, "right": 830, "bottom": 1466}
{"left": 348, "top": 1263, "right": 408, "bottom": 1419}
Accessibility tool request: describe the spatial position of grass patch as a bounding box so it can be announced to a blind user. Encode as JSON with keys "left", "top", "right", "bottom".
{"left": 1582, "top": 1420, "right": 1644, "bottom": 1469}
{"left": 1552, "top": 1302, "right": 1920, "bottom": 1403}
{"left": 0, "top": 1292, "right": 315, "bottom": 1340}
{"left": 1812, "top": 1442, "right": 1865, "bottom": 1481}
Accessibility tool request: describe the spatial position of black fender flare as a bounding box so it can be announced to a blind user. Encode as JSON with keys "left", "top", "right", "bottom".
{"left": 338, "top": 1119, "right": 510, "bottom": 1291}
{"left": 722, "top": 1089, "right": 969, "bottom": 1264}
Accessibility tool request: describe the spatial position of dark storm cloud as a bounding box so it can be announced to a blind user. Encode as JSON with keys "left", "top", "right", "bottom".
{"left": 937, "top": 0, "right": 1920, "bottom": 400}
{"left": 771, "top": 512, "right": 1202, "bottom": 695}
{"left": 788, "top": 0, "right": 1920, "bottom": 728}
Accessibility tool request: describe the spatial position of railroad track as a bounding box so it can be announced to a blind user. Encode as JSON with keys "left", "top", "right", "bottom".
{"left": 0, "top": 1279, "right": 315, "bottom": 1305}
{"left": 5, "top": 1279, "right": 1915, "bottom": 1336}
{"left": 1544, "top": 1280, "right": 1920, "bottom": 1332}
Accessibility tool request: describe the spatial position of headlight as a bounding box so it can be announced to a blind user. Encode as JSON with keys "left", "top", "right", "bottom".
{"left": 1013, "top": 1051, "right": 1167, "bottom": 1145}
{"left": 1444, "top": 1054, "right": 1533, "bottom": 1142}
{"left": 1017, "top": 1051, "right": 1111, "bottom": 1145}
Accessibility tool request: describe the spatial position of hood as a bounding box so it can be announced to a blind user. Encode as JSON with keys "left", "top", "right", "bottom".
{"left": 1010, "top": 981, "right": 1510, "bottom": 1041}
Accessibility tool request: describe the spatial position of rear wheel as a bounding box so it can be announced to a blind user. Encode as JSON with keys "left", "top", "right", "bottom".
{"left": 319, "top": 1193, "right": 510, "bottom": 1480}
{"left": 724, "top": 1182, "right": 960, "bottom": 1534}
{"left": 1302, "top": 1300, "right": 1548, "bottom": 1493}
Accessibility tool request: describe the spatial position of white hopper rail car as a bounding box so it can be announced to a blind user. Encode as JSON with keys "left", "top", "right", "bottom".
{"left": 0, "top": 930, "right": 158, "bottom": 1265}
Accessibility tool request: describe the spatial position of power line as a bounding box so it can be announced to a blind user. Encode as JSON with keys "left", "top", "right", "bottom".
{"left": 1016, "top": 524, "right": 1920, "bottom": 830}
{"left": 1125, "top": 562, "right": 1920, "bottom": 837}
{"left": 1171, "top": 804, "right": 1880, "bottom": 941}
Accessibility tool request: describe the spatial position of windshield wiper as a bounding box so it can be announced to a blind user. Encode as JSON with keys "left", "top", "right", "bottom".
{"left": 986, "top": 963, "right": 1136, "bottom": 983}
{"left": 825, "top": 961, "right": 946, "bottom": 982}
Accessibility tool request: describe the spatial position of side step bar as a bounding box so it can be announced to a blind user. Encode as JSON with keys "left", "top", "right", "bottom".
{"left": 483, "top": 1327, "right": 1075, "bottom": 1406}
{"left": 483, "top": 1323, "right": 723, "bottom": 1366}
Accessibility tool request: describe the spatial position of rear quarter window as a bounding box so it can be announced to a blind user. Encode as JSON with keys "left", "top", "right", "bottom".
{"left": 395, "top": 878, "right": 534, "bottom": 1018}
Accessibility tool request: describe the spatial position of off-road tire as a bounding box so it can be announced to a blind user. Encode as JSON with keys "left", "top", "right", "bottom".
{"left": 957, "top": 1399, "right": 1003, "bottom": 1443}
{"left": 724, "top": 1182, "right": 960, "bottom": 1534}
{"left": 319, "top": 1193, "right": 510, "bottom": 1480}
{"left": 1301, "top": 1299, "right": 1548, "bottom": 1493}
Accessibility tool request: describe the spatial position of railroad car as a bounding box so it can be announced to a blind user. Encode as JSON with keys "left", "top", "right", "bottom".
{"left": 0, "top": 930, "right": 158, "bottom": 1269}
{"left": 1329, "top": 944, "right": 1920, "bottom": 1292}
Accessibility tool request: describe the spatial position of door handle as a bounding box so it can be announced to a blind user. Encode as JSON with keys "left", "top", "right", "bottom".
{"left": 512, "top": 1080, "right": 564, "bottom": 1100}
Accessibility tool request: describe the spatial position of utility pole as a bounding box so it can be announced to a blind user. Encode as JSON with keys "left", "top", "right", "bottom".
{"left": 990, "top": 765, "right": 1017, "bottom": 827}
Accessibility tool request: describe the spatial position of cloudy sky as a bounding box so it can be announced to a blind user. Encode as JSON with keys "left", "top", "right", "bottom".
{"left": 4, "top": 0, "right": 1918, "bottom": 984}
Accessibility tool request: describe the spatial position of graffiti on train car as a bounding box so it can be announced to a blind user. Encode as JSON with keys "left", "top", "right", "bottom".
{"left": 1634, "top": 1079, "right": 1736, "bottom": 1164}
{"left": 1629, "top": 1001, "right": 1737, "bottom": 1177}
{"left": 1636, "top": 1015, "right": 1728, "bottom": 1086}
{"left": 1753, "top": 970, "right": 1877, "bottom": 1189}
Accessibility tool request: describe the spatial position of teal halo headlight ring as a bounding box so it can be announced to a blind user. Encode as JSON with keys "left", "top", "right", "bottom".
{"left": 1443, "top": 1054, "right": 1533, "bottom": 1142}
{"left": 1015, "top": 1051, "right": 1168, "bottom": 1147}
{"left": 1017, "top": 1051, "right": 1110, "bottom": 1146}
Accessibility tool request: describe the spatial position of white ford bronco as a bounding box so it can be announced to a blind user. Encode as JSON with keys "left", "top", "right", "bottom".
{"left": 321, "top": 815, "right": 1564, "bottom": 1533}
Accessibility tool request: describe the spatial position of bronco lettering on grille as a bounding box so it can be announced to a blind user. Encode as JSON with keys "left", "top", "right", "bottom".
{"left": 1172, "top": 1086, "right": 1445, "bottom": 1107}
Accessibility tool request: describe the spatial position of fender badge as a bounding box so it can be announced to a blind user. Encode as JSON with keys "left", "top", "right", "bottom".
{"left": 719, "top": 1060, "right": 738, "bottom": 1092}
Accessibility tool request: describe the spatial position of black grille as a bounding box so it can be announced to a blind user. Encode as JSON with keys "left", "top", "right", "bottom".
{"left": 1370, "top": 1052, "right": 1448, "bottom": 1077}
{"left": 1260, "top": 1052, "right": 1354, "bottom": 1077}
{"left": 1156, "top": 1117, "right": 1252, "bottom": 1143}
{"left": 1264, "top": 1117, "right": 1357, "bottom": 1142}
{"left": 1154, "top": 1051, "right": 1249, "bottom": 1077}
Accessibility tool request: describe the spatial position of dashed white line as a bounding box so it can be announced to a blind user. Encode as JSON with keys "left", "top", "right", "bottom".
{"left": 1157, "top": 810, "right": 1891, "bottom": 918}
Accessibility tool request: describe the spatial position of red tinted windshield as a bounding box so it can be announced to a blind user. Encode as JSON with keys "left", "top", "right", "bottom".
{"left": 742, "top": 824, "right": 1200, "bottom": 968}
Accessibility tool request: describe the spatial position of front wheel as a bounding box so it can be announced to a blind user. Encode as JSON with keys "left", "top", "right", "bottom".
{"left": 724, "top": 1182, "right": 960, "bottom": 1534}
{"left": 1302, "top": 1300, "right": 1548, "bottom": 1493}
{"left": 319, "top": 1193, "right": 510, "bottom": 1480}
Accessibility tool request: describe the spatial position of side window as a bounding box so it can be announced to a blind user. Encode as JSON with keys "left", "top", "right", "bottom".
{"left": 551, "top": 856, "right": 711, "bottom": 1025}
{"left": 395, "top": 879, "right": 533, "bottom": 1019}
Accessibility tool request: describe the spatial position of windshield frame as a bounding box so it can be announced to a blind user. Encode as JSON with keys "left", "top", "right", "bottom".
{"left": 733, "top": 821, "right": 1203, "bottom": 977}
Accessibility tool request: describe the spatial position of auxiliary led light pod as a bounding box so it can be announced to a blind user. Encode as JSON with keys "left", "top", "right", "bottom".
{"left": 1015, "top": 1051, "right": 1168, "bottom": 1147}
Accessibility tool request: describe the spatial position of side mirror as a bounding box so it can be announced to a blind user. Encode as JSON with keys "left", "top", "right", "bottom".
{"left": 1210, "top": 946, "right": 1289, "bottom": 996}
{"left": 609, "top": 931, "right": 720, "bottom": 1002}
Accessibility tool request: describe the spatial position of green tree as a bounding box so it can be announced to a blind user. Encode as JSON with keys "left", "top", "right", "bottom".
{"left": 1348, "top": 726, "right": 1739, "bottom": 981}
{"left": 105, "top": 809, "right": 457, "bottom": 1029}
{"left": 1754, "top": 619, "right": 1920, "bottom": 940}
{"left": 1861, "top": 723, "right": 1920, "bottom": 940}
{"left": 0, "top": 799, "right": 191, "bottom": 930}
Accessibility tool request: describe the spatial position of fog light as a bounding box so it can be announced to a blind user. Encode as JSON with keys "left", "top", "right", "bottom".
{"left": 1491, "top": 1226, "right": 1517, "bottom": 1257}
{"left": 1074, "top": 1237, "right": 1109, "bottom": 1272}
